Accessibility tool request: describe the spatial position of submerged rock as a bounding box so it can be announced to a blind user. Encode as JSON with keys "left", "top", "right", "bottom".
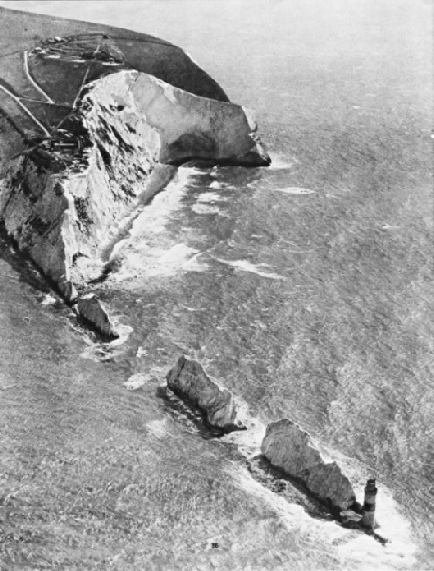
{"left": 261, "top": 418, "right": 356, "bottom": 511}
{"left": 166, "top": 356, "right": 240, "bottom": 430}
{"left": 77, "top": 293, "right": 118, "bottom": 338}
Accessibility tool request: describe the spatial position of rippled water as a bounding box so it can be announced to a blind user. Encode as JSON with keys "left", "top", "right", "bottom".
{"left": 1, "top": 0, "right": 432, "bottom": 569}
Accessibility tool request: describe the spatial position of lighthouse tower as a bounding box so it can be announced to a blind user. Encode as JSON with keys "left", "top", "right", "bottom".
{"left": 361, "top": 478, "right": 378, "bottom": 529}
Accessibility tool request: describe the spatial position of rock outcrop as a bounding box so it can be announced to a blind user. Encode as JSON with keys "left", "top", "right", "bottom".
{"left": 261, "top": 419, "right": 356, "bottom": 511}
{"left": 77, "top": 293, "right": 118, "bottom": 338}
{"left": 166, "top": 356, "right": 240, "bottom": 431}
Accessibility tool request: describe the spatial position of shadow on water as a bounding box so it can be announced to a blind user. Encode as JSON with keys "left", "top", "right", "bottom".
{"left": 0, "top": 224, "right": 51, "bottom": 294}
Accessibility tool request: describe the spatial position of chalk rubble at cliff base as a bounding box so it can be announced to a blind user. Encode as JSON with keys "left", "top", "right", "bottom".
{"left": 261, "top": 418, "right": 357, "bottom": 511}
{"left": 166, "top": 355, "right": 242, "bottom": 431}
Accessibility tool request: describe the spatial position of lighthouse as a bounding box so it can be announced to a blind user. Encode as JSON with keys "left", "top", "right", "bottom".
{"left": 361, "top": 478, "right": 378, "bottom": 529}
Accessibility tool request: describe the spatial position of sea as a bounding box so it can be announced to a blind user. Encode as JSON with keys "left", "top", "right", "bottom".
{"left": 0, "top": 1, "right": 432, "bottom": 569}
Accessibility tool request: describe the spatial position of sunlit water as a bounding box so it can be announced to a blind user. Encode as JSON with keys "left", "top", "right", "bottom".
{"left": 1, "top": 0, "right": 432, "bottom": 569}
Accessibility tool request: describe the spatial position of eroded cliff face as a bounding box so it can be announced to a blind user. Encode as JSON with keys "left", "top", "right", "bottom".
{"left": 0, "top": 70, "right": 270, "bottom": 311}
{"left": 166, "top": 355, "right": 240, "bottom": 430}
{"left": 261, "top": 419, "right": 357, "bottom": 511}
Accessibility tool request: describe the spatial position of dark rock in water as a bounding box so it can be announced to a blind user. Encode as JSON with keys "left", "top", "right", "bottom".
{"left": 77, "top": 293, "right": 118, "bottom": 338}
{"left": 261, "top": 418, "right": 356, "bottom": 511}
{"left": 166, "top": 355, "right": 240, "bottom": 430}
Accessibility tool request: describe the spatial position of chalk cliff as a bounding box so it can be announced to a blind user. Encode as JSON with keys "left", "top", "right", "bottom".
{"left": 261, "top": 419, "right": 357, "bottom": 511}
{"left": 166, "top": 355, "right": 241, "bottom": 431}
{"left": 0, "top": 69, "right": 270, "bottom": 328}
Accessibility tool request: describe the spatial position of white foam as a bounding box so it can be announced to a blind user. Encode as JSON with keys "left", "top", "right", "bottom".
{"left": 209, "top": 180, "right": 222, "bottom": 189}
{"left": 41, "top": 294, "right": 57, "bottom": 305}
{"left": 214, "top": 257, "right": 286, "bottom": 280}
{"left": 109, "top": 324, "right": 134, "bottom": 346}
{"left": 146, "top": 418, "right": 172, "bottom": 439}
{"left": 192, "top": 203, "right": 220, "bottom": 214}
{"left": 197, "top": 192, "right": 226, "bottom": 203}
{"left": 123, "top": 373, "right": 148, "bottom": 391}
{"left": 79, "top": 343, "right": 126, "bottom": 362}
{"left": 273, "top": 187, "right": 316, "bottom": 195}
{"left": 268, "top": 154, "right": 299, "bottom": 171}
{"left": 115, "top": 243, "right": 207, "bottom": 281}
{"left": 136, "top": 346, "right": 146, "bottom": 358}
{"left": 182, "top": 166, "right": 210, "bottom": 175}
{"left": 336, "top": 485, "right": 417, "bottom": 568}
{"left": 108, "top": 166, "right": 201, "bottom": 279}
{"left": 222, "top": 417, "right": 265, "bottom": 459}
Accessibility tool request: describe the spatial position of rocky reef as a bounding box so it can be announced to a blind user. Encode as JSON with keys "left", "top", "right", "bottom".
{"left": 0, "top": 19, "right": 270, "bottom": 336}
{"left": 261, "top": 418, "right": 357, "bottom": 511}
{"left": 166, "top": 356, "right": 242, "bottom": 431}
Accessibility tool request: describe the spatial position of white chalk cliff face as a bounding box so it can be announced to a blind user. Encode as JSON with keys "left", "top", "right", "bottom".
{"left": 0, "top": 70, "right": 270, "bottom": 305}
{"left": 166, "top": 356, "right": 239, "bottom": 430}
{"left": 261, "top": 419, "right": 357, "bottom": 511}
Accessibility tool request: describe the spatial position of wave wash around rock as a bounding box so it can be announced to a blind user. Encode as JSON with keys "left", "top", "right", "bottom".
{"left": 0, "top": 43, "right": 270, "bottom": 335}
{"left": 261, "top": 418, "right": 357, "bottom": 511}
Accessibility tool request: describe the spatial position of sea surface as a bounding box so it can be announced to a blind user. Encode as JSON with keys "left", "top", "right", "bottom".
{"left": 0, "top": 1, "right": 432, "bottom": 569}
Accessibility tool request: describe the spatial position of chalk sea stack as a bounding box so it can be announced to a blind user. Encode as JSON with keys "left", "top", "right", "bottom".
{"left": 77, "top": 293, "right": 118, "bottom": 339}
{"left": 261, "top": 418, "right": 357, "bottom": 511}
{"left": 166, "top": 356, "right": 241, "bottom": 431}
{"left": 0, "top": 6, "right": 270, "bottom": 335}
